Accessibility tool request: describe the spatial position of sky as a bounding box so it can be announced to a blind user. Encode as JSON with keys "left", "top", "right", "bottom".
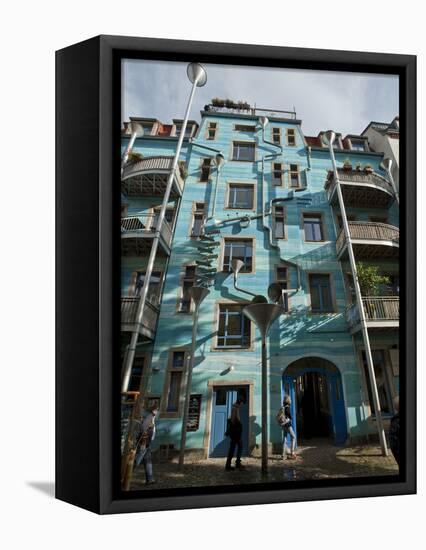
{"left": 122, "top": 59, "right": 399, "bottom": 137}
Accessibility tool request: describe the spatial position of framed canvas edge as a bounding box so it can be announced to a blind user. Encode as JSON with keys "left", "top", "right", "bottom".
{"left": 57, "top": 35, "right": 416, "bottom": 515}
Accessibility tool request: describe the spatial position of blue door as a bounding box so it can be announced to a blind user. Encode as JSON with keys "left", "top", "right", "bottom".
{"left": 328, "top": 373, "right": 347, "bottom": 444}
{"left": 282, "top": 375, "right": 297, "bottom": 448}
{"left": 209, "top": 386, "right": 249, "bottom": 457}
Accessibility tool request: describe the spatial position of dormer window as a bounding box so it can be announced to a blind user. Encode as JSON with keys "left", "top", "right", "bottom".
{"left": 350, "top": 139, "right": 366, "bottom": 152}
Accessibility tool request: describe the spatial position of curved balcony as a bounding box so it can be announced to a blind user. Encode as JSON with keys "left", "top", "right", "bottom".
{"left": 325, "top": 169, "right": 395, "bottom": 208}
{"left": 121, "top": 156, "right": 185, "bottom": 198}
{"left": 121, "top": 296, "right": 159, "bottom": 341}
{"left": 121, "top": 214, "right": 172, "bottom": 256}
{"left": 336, "top": 221, "right": 399, "bottom": 260}
{"left": 346, "top": 296, "right": 399, "bottom": 334}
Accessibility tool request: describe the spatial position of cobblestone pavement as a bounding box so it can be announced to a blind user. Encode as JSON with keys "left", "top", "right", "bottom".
{"left": 130, "top": 441, "right": 399, "bottom": 490}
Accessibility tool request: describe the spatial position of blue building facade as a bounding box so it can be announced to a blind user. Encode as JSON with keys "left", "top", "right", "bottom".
{"left": 121, "top": 107, "right": 399, "bottom": 457}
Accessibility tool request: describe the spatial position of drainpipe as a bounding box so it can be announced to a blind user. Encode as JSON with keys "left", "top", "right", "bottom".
{"left": 121, "top": 63, "right": 207, "bottom": 394}
{"left": 380, "top": 158, "right": 399, "bottom": 206}
{"left": 231, "top": 259, "right": 258, "bottom": 299}
{"left": 190, "top": 141, "right": 225, "bottom": 225}
{"left": 324, "top": 130, "right": 388, "bottom": 456}
{"left": 120, "top": 121, "right": 144, "bottom": 178}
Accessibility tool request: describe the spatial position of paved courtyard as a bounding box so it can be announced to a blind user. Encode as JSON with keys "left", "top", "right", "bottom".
{"left": 130, "top": 441, "right": 399, "bottom": 490}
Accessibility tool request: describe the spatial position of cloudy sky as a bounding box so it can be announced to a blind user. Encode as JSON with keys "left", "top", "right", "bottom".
{"left": 122, "top": 59, "right": 398, "bottom": 136}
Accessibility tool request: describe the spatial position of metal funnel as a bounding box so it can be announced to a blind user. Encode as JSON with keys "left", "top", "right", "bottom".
{"left": 323, "top": 130, "right": 336, "bottom": 146}
{"left": 243, "top": 303, "right": 283, "bottom": 338}
{"left": 259, "top": 116, "right": 269, "bottom": 129}
{"left": 215, "top": 152, "right": 226, "bottom": 170}
{"left": 268, "top": 282, "right": 284, "bottom": 304}
{"left": 188, "top": 286, "right": 210, "bottom": 307}
{"left": 380, "top": 158, "right": 393, "bottom": 172}
{"left": 129, "top": 120, "right": 144, "bottom": 137}
{"left": 231, "top": 259, "right": 245, "bottom": 276}
{"left": 187, "top": 63, "right": 207, "bottom": 87}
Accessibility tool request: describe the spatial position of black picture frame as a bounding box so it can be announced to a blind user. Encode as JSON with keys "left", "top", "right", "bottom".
{"left": 56, "top": 35, "right": 416, "bottom": 514}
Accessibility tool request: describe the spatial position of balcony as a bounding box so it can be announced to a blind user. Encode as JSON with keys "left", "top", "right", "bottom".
{"left": 325, "top": 169, "right": 395, "bottom": 208}
{"left": 121, "top": 296, "right": 159, "bottom": 341}
{"left": 336, "top": 221, "right": 399, "bottom": 260}
{"left": 121, "top": 214, "right": 172, "bottom": 256}
{"left": 346, "top": 296, "right": 399, "bottom": 334}
{"left": 121, "top": 156, "right": 184, "bottom": 198}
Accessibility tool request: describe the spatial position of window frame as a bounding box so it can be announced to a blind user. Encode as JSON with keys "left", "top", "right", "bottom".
{"left": 226, "top": 182, "right": 256, "bottom": 210}
{"left": 302, "top": 212, "right": 326, "bottom": 242}
{"left": 288, "top": 163, "right": 301, "bottom": 188}
{"left": 205, "top": 121, "right": 218, "bottom": 141}
{"left": 308, "top": 272, "right": 336, "bottom": 313}
{"left": 231, "top": 140, "right": 256, "bottom": 162}
{"left": 177, "top": 264, "right": 197, "bottom": 313}
{"left": 234, "top": 124, "right": 256, "bottom": 132}
{"left": 213, "top": 302, "right": 253, "bottom": 351}
{"left": 271, "top": 127, "right": 281, "bottom": 145}
{"left": 273, "top": 204, "right": 286, "bottom": 240}
{"left": 222, "top": 237, "right": 255, "bottom": 273}
{"left": 160, "top": 348, "right": 188, "bottom": 418}
{"left": 286, "top": 128, "right": 296, "bottom": 146}
{"left": 199, "top": 157, "right": 213, "bottom": 183}
{"left": 272, "top": 162, "right": 284, "bottom": 186}
{"left": 275, "top": 265, "right": 290, "bottom": 312}
{"left": 190, "top": 201, "right": 205, "bottom": 237}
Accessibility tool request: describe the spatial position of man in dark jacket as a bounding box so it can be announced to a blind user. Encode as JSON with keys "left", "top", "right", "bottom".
{"left": 225, "top": 394, "right": 246, "bottom": 471}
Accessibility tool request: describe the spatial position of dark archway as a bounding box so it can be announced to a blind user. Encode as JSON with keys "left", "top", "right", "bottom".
{"left": 283, "top": 357, "right": 347, "bottom": 445}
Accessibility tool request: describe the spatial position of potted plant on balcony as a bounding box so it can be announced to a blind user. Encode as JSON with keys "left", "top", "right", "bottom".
{"left": 211, "top": 97, "right": 225, "bottom": 108}
{"left": 343, "top": 159, "right": 352, "bottom": 171}
{"left": 356, "top": 263, "right": 390, "bottom": 319}
{"left": 355, "top": 162, "right": 362, "bottom": 171}
{"left": 127, "top": 151, "right": 143, "bottom": 165}
{"left": 364, "top": 164, "right": 373, "bottom": 174}
{"left": 178, "top": 160, "right": 188, "bottom": 179}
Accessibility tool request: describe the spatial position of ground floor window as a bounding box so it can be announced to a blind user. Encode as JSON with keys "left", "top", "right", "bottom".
{"left": 361, "top": 349, "right": 394, "bottom": 415}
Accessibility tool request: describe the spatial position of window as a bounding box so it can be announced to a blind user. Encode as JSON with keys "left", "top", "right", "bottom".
{"left": 272, "top": 127, "right": 281, "bottom": 145}
{"left": 286, "top": 128, "right": 296, "bottom": 146}
{"left": 191, "top": 202, "right": 205, "bottom": 237}
{"left": 228, "top": 183, "right": 254, "bottom": 209}
{"left": 309, "top": 274, "right": 333, "bottom": 313}
{"left": 179, "top": 266, "right": 196, "bottom": 312}
{"left": 128, "top": 357, "right": 144, "bottom": 392}
{"left": 272, "top": 162, "right": 283, "bottom": 186}
{"left": 276, "top": 266, "right": 289, "bottom": 312}
{"left": 303, "top": 213, "right": 324, "bottom": 241}
{"left": 206, "top": 122, "right": 218, "bottom": 140}
{"left": 289, "top": 164, "right": 300, "bottom": 188}
{"left": 223, "top": 239, "right": 253, "bottom": 272}
{"left": 273, "top": 206, "right": 286, "bottom": 239}
{"left": 153, "top": 206, "right": 175, "bottom": 227}
{"left": 175, "top": 123, "right": 193, "bottom": 138}
{"left": 134, "top": 271, "right": 162, "bottom": 306}
{"left": 351, "top": 139, "right": 366, "bottom": 152}
{"left": 361, "top": 350, "right": 393, "bottom": 415}
{"left": 217, "top": 304, "right": 251, "bottom": 348}
{"left": 232, "top": 141, "right": 255, "bottom": 161}
{"left": 200, "top": 158, "right": 212, "bottom": 182}
{"left": 235, "top": 124, "right": 256, "bottom": 132}
{"left": 165, "top": 351, "right": 186, "bottom": 413}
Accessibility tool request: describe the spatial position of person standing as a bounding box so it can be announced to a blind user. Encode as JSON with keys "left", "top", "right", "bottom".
{"left": 389, "top": 396, "right": 400, "bottom": 469}
{"left": 135, "top": 403, "right": 158, "bottom": 484}
{"left": 225, "top": 394, "right": 245, "bottom": 471}
{"left": 277, "top": 395, "right": 297, "bottom": 460}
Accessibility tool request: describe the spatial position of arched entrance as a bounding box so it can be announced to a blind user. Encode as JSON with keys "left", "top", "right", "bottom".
{"left": 282, "top": 357, "right": 347, "bottom": 446}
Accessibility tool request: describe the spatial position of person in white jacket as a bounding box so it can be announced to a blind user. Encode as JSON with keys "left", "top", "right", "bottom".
{"left": 135, "top": 403, "right": 158, "bottom": 484}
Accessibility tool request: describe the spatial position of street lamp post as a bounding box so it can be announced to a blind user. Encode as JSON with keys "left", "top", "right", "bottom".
{"left": 121, "top": 63, "right": 207, "bottom": 394}
{"left": 179, "top": 286, "right": 210, "bottom": 467}
{"left": 243, "top": 302, "right": 283, "bottom": 474}
{"left": 324, "top": 130, "right": 388, "bottom": 456}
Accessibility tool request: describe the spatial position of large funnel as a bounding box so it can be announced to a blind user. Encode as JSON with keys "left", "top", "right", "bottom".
{"left": 188, "top": 286, "right": 210, "bottom": 307}
{"left": 129, "top": 120, "right": 144, "bottom": 137}
{"left": 231, "top": 259, "right": 245, "bottom": 276}
{"left": 259, "top": 116, "right": 269, "bottom": 129}
{"left": 243, "top": 303, "right": 283, "bottom": 338}
{"left": 380, "top": 158, "right": 393, "bottom": 172}
{"left": 323, "top": 130, "right": 336, "bottom": 147}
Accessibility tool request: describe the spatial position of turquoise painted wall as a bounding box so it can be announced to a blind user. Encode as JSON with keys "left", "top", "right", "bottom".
{"left": 121, "top": 113, "right": 399, "bottom": 451}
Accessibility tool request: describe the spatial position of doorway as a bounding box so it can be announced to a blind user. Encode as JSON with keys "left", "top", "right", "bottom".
{"left": 283, "top": 357, "right": 347, "bottom": 445}
{"left": 209, "top": 385, "right": 249, "bottom": 457}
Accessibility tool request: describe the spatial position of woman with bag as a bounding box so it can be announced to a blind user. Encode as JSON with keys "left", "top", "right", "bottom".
{"left": 277, "top": 395, "right": 297, "bottom": 460}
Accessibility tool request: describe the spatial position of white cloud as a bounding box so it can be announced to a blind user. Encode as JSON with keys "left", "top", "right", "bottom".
{"left": 122, "top": 59, "right": 398, "bottom": 136}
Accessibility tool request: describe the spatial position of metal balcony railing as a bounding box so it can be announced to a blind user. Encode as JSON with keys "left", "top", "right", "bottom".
{"left": 121, "top": 214, "right": 173, "bottom": 250}
{"left": 325, "top": 169, "right": 395, "bottom": 208}
{"left": 336, "top": 221, "right": 399, "bottom": 256}
{"left": 346, "top": 296, "right": 399, "bottom": 331}
{"left": 121, "top": 156, "right": 184, "bottom": 197}
{"left": 121, "top": 296, "right": 159, "bottom": 339}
